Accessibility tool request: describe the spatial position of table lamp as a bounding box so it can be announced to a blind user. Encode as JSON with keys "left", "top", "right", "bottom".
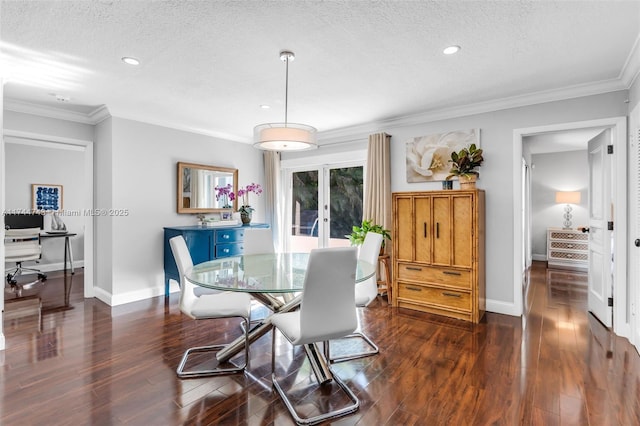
{"left": 555, "top": 191, "right": 581, "bottom": 229}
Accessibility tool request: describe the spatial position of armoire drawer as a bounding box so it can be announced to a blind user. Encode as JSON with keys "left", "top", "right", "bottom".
{"left": 397, "top": 282, "right": 471, "bottom": 311}
{"left": 397, "top": 263, "right": 471, "bottom": 289}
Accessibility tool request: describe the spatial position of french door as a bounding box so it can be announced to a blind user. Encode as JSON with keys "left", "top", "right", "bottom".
{"left": 285, "top": 162, "right": 363, "bottom": 252}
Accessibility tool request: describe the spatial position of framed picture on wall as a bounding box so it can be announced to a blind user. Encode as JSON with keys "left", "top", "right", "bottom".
{"left": 405, "top": 128, "right": 480, "bottom": 183}
{"left": 32, "top": 184, "right": 63, "bottom": 211}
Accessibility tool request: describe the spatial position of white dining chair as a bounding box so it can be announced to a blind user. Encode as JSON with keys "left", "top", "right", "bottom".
{"left": 242, "top": 228, "right": 274, "bottom": 255}
{"left": 330, "top": 231, "right": 383, "bottom": 363}
{"left": 270, "top": 246, "right": 360, "bottom": 425}
{"left": 170, "top": 236, "right": 252, "bottom": 378}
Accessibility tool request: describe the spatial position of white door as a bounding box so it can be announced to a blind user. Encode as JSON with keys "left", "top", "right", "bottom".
{"left": 587, "top": 130, "right": 613, "bottom": 327}
{"left": 286, "top": 163, "right": 364, "bottom": 252}
{"left": 630, "top": 104, "right": 640, "bottom": 351}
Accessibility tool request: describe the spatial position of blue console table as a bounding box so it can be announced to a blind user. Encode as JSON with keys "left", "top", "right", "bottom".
{"left": 163, "top": 223, "right": 269, "bottom": 296}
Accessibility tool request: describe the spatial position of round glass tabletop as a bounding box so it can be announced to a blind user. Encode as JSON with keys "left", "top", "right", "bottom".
{"left": 186, "top": 252, "right": 375, "bottom": 293}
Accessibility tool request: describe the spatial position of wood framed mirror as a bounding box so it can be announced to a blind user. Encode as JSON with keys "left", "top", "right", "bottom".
{"left": 177, "top": 162, "right": 238, "bottom": 213}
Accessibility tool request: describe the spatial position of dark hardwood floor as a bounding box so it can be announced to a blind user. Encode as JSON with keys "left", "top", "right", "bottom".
{"left": 2, "top": 262, "right": 639, "bottom": 425}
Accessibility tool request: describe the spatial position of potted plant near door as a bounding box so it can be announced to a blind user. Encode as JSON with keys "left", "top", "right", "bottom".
{"left": 446, "top": 143, "right": 484, "bottom": 189}
{"left": 348, "top": 219, "right": 391, "bottom": 254}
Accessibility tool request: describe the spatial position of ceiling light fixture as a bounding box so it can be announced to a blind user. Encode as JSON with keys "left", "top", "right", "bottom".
{"left": 253, "top": 50, "right": 317, "bottom": 151}
{"left": 121, "top": 56, "right": 140, "bottom": 66}
{"left": 443, "top": 45, "right": 461, "bottom": 55}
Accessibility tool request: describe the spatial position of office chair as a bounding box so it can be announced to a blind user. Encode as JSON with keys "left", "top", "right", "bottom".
{"left": 271, "top": 247, "right": 360, "bottom": 425}
{"left": 5, "top": 228, "right": 47, "bottom": 295}
{"left": 170, "top": 236, "right": 252, "bottom": 378}
{"left": 329, "top": 232, "right": 383, "bottom": 362}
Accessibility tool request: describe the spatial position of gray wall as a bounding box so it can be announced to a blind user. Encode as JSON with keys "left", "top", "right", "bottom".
{"left": 94, "top": 117, "right": 266, "bottom": 304}
{"left": 284, "top": 90, "right": 628, "bottom": 315}
{"left": 530, "top": 150, "right": 589, "bottom": 259}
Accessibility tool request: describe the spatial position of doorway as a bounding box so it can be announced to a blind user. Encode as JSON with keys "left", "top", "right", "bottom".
{"left": 285, "top": 163, "right": 364, "bottom": 252}
{"left": 513, "top": 117, "right": 628, "bottom": 338}
{"left": 3, "top": 131, "right": 94, "bottom": 298}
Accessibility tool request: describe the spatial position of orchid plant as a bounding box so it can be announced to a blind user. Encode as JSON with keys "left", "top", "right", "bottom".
{"left": 215, "top": 183, "right": 262, "bottom": 214}
{"left": 236, "top": 183, "right": 263, "bottom": 214}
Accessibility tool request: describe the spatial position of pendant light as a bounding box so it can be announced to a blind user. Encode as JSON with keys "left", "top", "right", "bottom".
{"left": 253, "top": 51, "right": 317, "bottom": 151}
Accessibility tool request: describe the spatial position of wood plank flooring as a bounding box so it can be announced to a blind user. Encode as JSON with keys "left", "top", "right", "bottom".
{"left": 1, "top": 262, "right": 639, "bottom": 425}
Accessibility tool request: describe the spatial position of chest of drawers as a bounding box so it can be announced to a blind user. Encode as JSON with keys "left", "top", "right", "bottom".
{"left": 547, "top": 228, "right": 588, "bottom": 271}
{"left": 392, "top": 190, "right": 485, "bottom": 323}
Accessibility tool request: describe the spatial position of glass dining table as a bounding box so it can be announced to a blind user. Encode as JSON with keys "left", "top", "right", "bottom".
{"left": 186, "top": 252, "right": 376, "bottom": 384}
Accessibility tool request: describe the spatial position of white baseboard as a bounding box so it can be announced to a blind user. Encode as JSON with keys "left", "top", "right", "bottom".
{"left": 532, "top": 254, "right": 547, "bottom": 262}
{"left": 94, "top": 280, "right": 180, "bottom": 307}
{"left": 486, "top": 298, "right": 522, "bottom": 317}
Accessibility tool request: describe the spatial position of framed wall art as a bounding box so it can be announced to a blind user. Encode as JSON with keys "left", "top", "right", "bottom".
{"left": 405, "top": 128, "right": 480, "bottom": 183}
{"left": 32, "top": 184, "right": 63, "bottom": 211}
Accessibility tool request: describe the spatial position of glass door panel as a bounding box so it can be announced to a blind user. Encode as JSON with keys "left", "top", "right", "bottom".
{"left": 328, "top": 166, "right": 363, "bottom": 248}
{"left": 286, "top": 163, "right": 363, "bottom": 252}
{"left": 290, "top": 170, "right": 319, "bottom": 253}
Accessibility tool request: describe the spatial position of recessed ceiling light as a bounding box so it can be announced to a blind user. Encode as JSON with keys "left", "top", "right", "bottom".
{"left": 443, "top": 45, "right": 461, "bottom": 55}
{"left": 49, "top": 93, "right": 71, "bottom": 102}
{"left": 260, "top": 105, "right": 271, "bottom": 109}
{"left": 121, "top": 56, "right": 140, "bottom": 66}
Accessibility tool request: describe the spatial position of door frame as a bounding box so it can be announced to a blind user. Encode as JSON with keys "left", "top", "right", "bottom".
{"left": 513, "top": 117, "right": 628, "bottom": 337}
{"left": 281, "top": 149, "right": 366, "bottom": 251}
{"left": 3, "top": 129, "right": 95, "bottom": 299}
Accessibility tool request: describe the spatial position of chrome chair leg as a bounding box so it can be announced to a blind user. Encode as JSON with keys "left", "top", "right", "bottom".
{"left": 329, "top": 330, "right": 379, "bottom": 363}
{"left": 271, "top": 329, "right": 359, "bottom": 425}
{"left": 176, "top": 316, "right": 250, "bottom": 379}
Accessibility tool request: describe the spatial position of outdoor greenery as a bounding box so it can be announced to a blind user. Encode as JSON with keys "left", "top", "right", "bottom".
{"left": 349, "top": 219, "right": 391, "bottom": 247}
{"left": 291, "top": 167, "right": 363, "bottom": 239}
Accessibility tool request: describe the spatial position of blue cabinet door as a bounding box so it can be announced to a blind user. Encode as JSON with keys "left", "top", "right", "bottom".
{"left": 163, "top": 228, "right": 213, "bottom": 294}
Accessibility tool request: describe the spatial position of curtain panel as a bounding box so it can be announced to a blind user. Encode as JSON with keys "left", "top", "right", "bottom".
{"left": 263, "top": 150, "right": 282, "bottom": 252}
{"left": 363, "top": 132, "right": 391, "bottom": 254}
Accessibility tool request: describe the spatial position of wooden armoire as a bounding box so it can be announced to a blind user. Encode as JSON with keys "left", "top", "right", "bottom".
{"left": 392, "top": 190, "right": 485, "bottom": 323}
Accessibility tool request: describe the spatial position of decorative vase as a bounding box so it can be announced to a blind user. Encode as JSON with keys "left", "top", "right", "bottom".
{"left": 240, "top": 210, "right": 252, "bottom": 225}
{"left": 459, "top": 175, "right": 477, "bottom": 190}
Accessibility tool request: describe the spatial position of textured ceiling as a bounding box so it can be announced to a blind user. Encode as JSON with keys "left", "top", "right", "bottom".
{"left": 2, "top": 1, "right": 639, "bottom": 144}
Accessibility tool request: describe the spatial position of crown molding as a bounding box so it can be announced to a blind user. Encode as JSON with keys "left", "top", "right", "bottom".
{"left": 620, "top": 34, "right": 640, "bottom": 88}
{"left": 318, "top": 78, "right": 628, "bottom": 145}
{"left": 107, "top": 111, "right": 248, "bottom": 144}
{"left": 4, "top": 75, "right": 631, "bottom": 146}
{"left": 88, "top": 105, "right": 111, "bottom": 124}
{"left": 3, "top": 98, "right": 110, "bottom": 125}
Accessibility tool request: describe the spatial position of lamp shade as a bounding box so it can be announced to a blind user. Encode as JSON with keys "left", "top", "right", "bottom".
{"left": 253, "top": 123, "right": 317, "bottom": 151}
{"left": 555, "top": 191, "right": 581, "bottom": 204}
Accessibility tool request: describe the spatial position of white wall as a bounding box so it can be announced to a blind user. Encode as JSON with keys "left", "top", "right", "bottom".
{"left": 4, "top": 110, "right": 94, "bottom": 142}
{"left": 94, "top": 117, "right": 113, "bottom": 294}
{"left": 1, "top": 80, "right": 6, "bottom": 350}
{"left": 286, "top": 90, "right": 629, "bottom": 316}
{"left": 4, "top": 141, "right": 85, "bottom": 268}
{"left": 529, "top": 150, "right": 589, "bottom": 259}
{"left": 629, "top": 75, "right": 640, "bottom": 113}
{"left": 102, "top": 117, "right": 265, "bottom": 305}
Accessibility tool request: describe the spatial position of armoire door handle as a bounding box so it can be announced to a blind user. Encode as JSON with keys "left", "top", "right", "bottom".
{"left": 436, "top": 223, "right": 440, "bottom": 238}
{"left": 424, "top": 222, "right": 427, "bottom": 238}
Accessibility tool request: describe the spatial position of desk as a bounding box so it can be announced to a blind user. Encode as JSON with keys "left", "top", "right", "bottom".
{"left": 186, "top": 252, "right": 375, "bottom": 384}
{"left": 40, "top": 232, "right": 76, "bottom": 274}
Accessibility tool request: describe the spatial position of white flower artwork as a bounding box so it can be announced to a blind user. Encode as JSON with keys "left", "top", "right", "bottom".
{"left": 405, "top": 128, "right": 480, "bottom": 183}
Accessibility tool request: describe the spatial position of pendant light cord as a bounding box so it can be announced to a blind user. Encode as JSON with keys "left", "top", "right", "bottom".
{"left": 284, "top": 55, "right": 289, "bottom": 126}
